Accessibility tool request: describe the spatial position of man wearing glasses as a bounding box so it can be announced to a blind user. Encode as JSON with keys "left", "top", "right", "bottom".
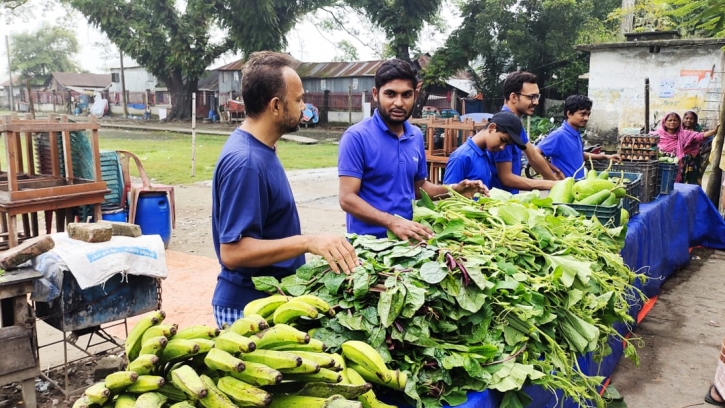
{"left": 489, "top": 71, "right": 563, "bottom": 193}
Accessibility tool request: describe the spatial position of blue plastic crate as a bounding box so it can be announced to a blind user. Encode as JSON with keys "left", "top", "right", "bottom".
{"left": 658, "top": 162, "right": 677, "bottom": 195}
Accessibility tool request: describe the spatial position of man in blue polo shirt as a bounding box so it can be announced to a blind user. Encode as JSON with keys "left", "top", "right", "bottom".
{"left": 211, "top": 52, "right": 358, "bottom": 328}
{"left": 338, "top": 59, "right": 487, "bottom": 242}
{"left": 443, "top": 111, "right": 527, "bottom": 186}
{"left": 489, "top": 71, "right": 563, "bottom": 193}
{"left": 536, "top": 95, "right": 621, "bottom": 179}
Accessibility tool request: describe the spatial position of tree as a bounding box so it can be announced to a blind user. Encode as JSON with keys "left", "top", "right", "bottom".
{"left": 332, "top": 40, "right": 359, "bottom": 62}
{"left": 66, "top": 0, "right": 331, "bottom": 120}
{"left": 663, "top": 0, "right": 722, "bottom": 37}
{"left": 425, "top": 0, "right": 621, "bottom": 112}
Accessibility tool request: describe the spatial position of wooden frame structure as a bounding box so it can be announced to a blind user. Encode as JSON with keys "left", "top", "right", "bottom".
{"left": 409, "top": 116, "right": 488, "bottom": 184}
{"left": 0, "top": 114, "right": 109, "bottom": 248}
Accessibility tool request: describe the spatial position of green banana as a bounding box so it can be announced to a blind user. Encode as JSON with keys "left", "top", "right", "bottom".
{"left": 141, "top": 324, "right": 178, "bottom": 344}
{"left": 345, "top": 368, "right": 396, "bottom": 408}
{"left": 170, "top": 364, "right": 208, "bottom": 400}
{"left": 191, "top": 338, "right": 216, "bottom": 354}
{"left": 215, "top": 331, "right": 257, "bottom": 354}
{"left": 157, "top": 383, "right": 189, "bottom": 402}
{"left": 104, "top": 371, "right": 138, "bottom": 393}
{"left": 169, "top": 401, "right": 197, "bottom": 408}
{"left": 292, "top": 295, "right": 331, "bottom": 313}
{"left": 341, "top": 341, "right": 390, "bottom": 383}
{"left": 125, "top": 375, "right": 165, "bottom": 393}
{"left": 125, "top": 310, "right": 166, "bottom": 362}
{"left": 72, "top": 395, "right": 94, "bottom": 408}
{"left": 113, "top": 393, "right": 136, "bottom": 408}
{"left": 288, "top": 351, "right": 336, "bottom": 368}
{"left": 217, "top": 376, "right": 272, "bottom": 408}
{"left": 243, "top": 295, "right": 289, "bottom": 318}
{"left": 134, "top": 392, "right": 167, "bottom": 408}
{"left": 273, "top": 338, "right": 326, "bottom": 353}
{"left": 272, "top": 300, "right": 319, "bottom": 325}
{"left": 229, "top": 361, "right": 283, "bottom": 386}
{"left": 285, "top": 368, "right": 343, "bottom": 383}
{"left": 240, "top": 349, "right": 302, "bottom": 370}
{"left": 174, "top": 325, "right": 220, "bottom": 340}
{"left": 347, "top": 363, "right": 405, "bottom": 391}
{"left": 278, "top": 357, "right": 320, "bottom": 374}
{"left": 84, "top": 382, "right": 111, "bottom": 405}
{"left": 254, "top": 324, "right": 310, "bottom": 349}
{"left": 198, "top": 374, "right": 238, "bottom": 408}
{"left": 203, "top": 348, "right": 246, "bottom": 373}
{"left": 268, "top": 395, "right": 361, "bottom": 408}
{"left": 127, "top": 353, "right": 160, "bottom": 375}
{"left": 139, "top": 335, "right": 169, "bottom": 356}
{"left": 160, "top": 339, "right": 201, "bottom": 364}
{"left": 294, "top": 382, "right": 372, "bottom": 399}
{"left": 329, "top": 353, "right": 346, "bottom": 373}
{"left": 229, "top": 314, "right": 269, "bottom": 336}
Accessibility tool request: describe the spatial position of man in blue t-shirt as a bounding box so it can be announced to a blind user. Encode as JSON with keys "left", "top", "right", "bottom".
{"left": 536, "top": 95, "right": 621, "bottom": 179}
{"left": 443, "top": 111, "right": 528, "bottom": 186}
{"left": 338, "top": 59, "right": 488, "bottom": 242}
{"left": 489, "top": 71, "right": 564, "bottom": 193}
{"left": 211, "top": 52, "right": 358, "bottom": 328}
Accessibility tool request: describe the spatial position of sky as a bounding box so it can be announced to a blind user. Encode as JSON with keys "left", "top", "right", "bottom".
{"left": 0, "top": 2, "right": 462, "bottom": 82}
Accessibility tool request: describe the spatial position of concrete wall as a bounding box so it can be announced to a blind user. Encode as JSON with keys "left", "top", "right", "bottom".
{"left": 110, "top": 67, "right": 157, "bottom": 93}
{"left": 586, "top": 43, "right": 725, "bottom": 142}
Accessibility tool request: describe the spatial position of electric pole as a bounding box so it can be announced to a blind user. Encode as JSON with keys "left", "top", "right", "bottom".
{"left": 120, "top": 50, "right": 129, "bottom": 118}
{"left": 5, "top": 36, "right": 14, "bottom": 111}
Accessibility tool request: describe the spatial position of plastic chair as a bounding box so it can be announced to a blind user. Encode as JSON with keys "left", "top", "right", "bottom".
{"left": 116, "top": 150, "right": 176, "bottom": 228}
{"left": 99, "top": 150, "right": 125, "bottom": 210}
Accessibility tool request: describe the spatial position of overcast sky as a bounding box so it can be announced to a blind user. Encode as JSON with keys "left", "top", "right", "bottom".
{"left": 0, "top": 2, "right": 461, "bottom": 82}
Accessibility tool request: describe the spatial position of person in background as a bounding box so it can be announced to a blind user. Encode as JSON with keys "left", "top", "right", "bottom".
{"left": 338, "top": 59, "right": 488, "bottom": 243}
{"left": 683, "top": 110, "right": 718, "bottom": 183}
{"left": 656, "top": 112, "right": 719, "bottom": 185}
{"left": 211, "top": 51, "right": 357, "bottom": 328}
{"left": 705, "top": 338, "right": 725, "bottom": 406}
{"left": 536, "top": 95, "right": 621, "bottom": 179}
{"left": 443, "top": 111, "right": 528, "bottom": 187}
{"left": 683, "top": 110, "right": 704, "bottom": 132}
{"left": 489, "top": 71, "right": 564, "bottom": 193}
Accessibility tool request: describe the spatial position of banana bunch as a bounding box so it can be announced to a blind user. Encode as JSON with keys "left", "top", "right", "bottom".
{"left": 75, "top": 296, "right": 405, "bottom": 408}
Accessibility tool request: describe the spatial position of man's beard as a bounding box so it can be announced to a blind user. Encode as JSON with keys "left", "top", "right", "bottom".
{"left": 379, "top": 106, "right": 411, "bottom": 125}
{"left": 280, "top": 108, "right": 302, "bottom": 133}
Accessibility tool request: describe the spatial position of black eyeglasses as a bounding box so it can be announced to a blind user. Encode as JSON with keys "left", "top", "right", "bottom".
{"left": 516, "top": 93, "right": 541, "bottom": 102}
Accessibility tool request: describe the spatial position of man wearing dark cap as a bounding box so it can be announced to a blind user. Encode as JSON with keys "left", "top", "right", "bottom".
{"left": 443, "top": 111, "right": 528, "bottom": 187}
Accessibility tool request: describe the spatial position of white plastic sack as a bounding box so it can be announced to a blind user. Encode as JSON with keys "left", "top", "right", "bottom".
{"left": 48, "top": 232, "right": 167, "bottom": 290}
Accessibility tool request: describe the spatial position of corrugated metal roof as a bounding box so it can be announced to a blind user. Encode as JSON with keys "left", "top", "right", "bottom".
{"left": 51, "top": 72, "right": 111, "bottom": 89}
{"left": 296, "top": 60, "right": 385, "bottom": 79}
{"left": 216, "top": 59, "right": 245, "bottom": 71}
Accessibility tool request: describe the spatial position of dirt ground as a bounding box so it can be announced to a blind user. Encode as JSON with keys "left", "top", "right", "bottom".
{"left": 3, "top": 120, "right": 725, "bottom": 407}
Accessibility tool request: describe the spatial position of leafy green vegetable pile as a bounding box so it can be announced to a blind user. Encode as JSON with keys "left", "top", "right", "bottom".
{"left": 254, "top": 189, "right": 647, "bottom": 408}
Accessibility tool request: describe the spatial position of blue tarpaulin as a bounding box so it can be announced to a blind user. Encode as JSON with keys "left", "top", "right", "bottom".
{"left": 438, "top": 183, "right": 725, "bottom": 408}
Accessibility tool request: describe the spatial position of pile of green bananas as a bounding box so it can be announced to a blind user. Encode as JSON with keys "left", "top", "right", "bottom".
{"left": 73, "top": 295, "right": 405, "bottom": 408}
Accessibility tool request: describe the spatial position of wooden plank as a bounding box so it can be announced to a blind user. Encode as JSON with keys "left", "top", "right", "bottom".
{"left": 0, "top": 281, "right": 34, "bottom": 300}
{"left": 0, "top": 268, "right": 42, "bottom": 289}
{"left": 0, "top": 177, "right": 74, "bottom": 190}
{"left": 0, "top": 366, "right": 40, "bottom": 388}
{"left": 3, "top": 181, "right": 109, "bottom": 201}
{"left": 14, "top": 131, "right": 24, "bottom": 173}
{"left": 62, "top": 129, "right": 74, "bottom": 181}
{"left": 49, "top": 131, "right": 60, "bottom": 177}
{"left": 24, "top": 132, "right": 34, "bottom": 175}
{"left": 91, "top": 128, "right": 102, "bottom": 182}
{"left": 21, "top": 378, "right": 37, "bottom": 408}
{"left": 13, "top": 296, "right": 32, "bottom": 327}
{"left": 7, "top": 215, "right": 17, "bottom": 247}
{"left": 0, "top": 192, "right": 107, "bottom": 215}
{"left": 5, "top": 132, "right": 19, "bottom": 192}
{"left": 0, "top": 122, "right": 100, "bottom": 132}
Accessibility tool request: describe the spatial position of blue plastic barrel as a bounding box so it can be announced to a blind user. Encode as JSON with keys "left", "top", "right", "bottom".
{"left": 135, "top": 192, "right": 171, "bottom": 248}
{"left": 102, "top": 207, "right": 127, "bottom": 222}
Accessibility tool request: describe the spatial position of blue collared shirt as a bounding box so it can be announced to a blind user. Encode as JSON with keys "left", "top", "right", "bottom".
{"left": 338, "top": 109, "right": 428, "bottom": 238}
{"left": 443, "top": 137, "right": 492, "bottom": 187}
{"left": 489, "top": 106, "right": 529, "bottom": 193}
{"left": 537, "top": 121, "right": 585, "bottom": 179}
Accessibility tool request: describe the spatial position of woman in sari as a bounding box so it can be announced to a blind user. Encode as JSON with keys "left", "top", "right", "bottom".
{"left": 656, "top": 112, "right": 719, "bottom": 185}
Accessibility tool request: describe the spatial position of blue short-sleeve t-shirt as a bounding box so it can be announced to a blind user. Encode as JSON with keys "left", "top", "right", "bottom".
{"left": 338, "top": 110, "right": 428, "bottom": 238}
{"left": 443, "top": 137, "right": 492, "bottom": 187}
{"left": 489, "top": 106, "right": 529, "bottom": 193}
{"left": 211, "top": 129, "right": 305, "bottom": 310}
{"left": 537, "top": 122, "right": 585, "bottom": 179}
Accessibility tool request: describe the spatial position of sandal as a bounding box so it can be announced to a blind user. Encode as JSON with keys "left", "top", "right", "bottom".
{"left": 705, "top": 385, "right": 725, "bottom": 406}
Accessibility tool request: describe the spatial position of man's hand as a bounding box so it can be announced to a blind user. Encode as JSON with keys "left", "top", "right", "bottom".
{"left": 388, "top": 217, "right": 434, "bottom": 243}
{"left": 452, "top": 180, "right": 490, "bottom": 198}
{"left": 549, "top": 163, "right": 566, "bottom": 180}
{"left": 605, "top": 154, "right": 622, "bottom": 164}
{"left": 307, "top": 235, "right": 359, "bottom": 275}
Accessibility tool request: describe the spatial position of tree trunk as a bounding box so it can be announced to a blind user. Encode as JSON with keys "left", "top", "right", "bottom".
{"left": 26, "top": 79, "right": 35, "bottom": 119}
{"left": 705, "top": 92, "right": 725, "bottom": 208}
{"left": 165, "top": 72, "right": 198, "bottom": 121}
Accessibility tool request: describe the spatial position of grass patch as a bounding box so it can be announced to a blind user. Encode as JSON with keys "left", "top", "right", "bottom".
{"left": 0, "top": 128, "right": 339, "bottom": 185}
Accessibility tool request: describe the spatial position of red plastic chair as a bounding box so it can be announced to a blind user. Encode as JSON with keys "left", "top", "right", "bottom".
{"left": 116, "top": 150, "right": 176, "bottom": 229}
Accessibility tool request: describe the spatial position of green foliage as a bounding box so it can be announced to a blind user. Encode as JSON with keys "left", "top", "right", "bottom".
{"left": 9, "top": 24, "right": 80, "bottom": 82}
{"left": 332, "top": 40, "right": 359, "bottom": 62}
{"left": 663, "top": 0, "right": 723, "bottom": 37}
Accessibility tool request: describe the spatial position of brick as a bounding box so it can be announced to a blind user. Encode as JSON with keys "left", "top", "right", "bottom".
{"left": 0, "top": 236, "right": 55, "bottom": 270}
{"left": 93, "top": 356, "right": 124, "bottom": 381}
{"left": 67, "top": 223, "right": 113, "bottom": 243}
{"left": 98, "top": 221, "right": 143, "bottom": 238}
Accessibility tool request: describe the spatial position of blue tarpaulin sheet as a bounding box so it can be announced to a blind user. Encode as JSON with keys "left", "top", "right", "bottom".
{"left": 437, "top": 183, "right": 725, "bottom": 408}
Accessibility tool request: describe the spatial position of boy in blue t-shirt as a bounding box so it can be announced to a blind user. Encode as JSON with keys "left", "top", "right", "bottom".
{"left": 537, "top": 95, "right": 620, "bottom": 179}
{"left": 443, "top": 111, "right": 527, "bottom": 186}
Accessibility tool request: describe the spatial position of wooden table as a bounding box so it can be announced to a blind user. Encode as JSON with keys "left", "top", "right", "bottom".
{"left": 0, "top": 268, "right": 43, "bottom": 408}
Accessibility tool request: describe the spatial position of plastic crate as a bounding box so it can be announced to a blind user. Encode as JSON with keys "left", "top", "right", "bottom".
{"left": 567, "top": 202, "right": 622, "bottom": 228}
{"left": 590, "top": 160, "right": 658, "bottom": 203}
{"left": 657, "top": 162, "right": 678, "bottom": 195}
{"left": 609, "top": 171, "right": 642, "bottom": 216}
